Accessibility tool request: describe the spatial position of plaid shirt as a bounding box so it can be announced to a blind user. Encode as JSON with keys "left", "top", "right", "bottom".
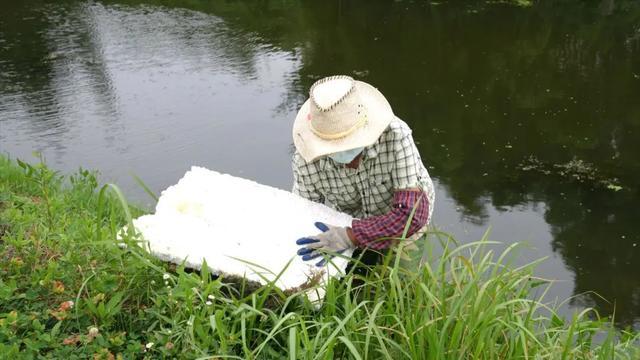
{"left": 292, "top": 117, "right": 435, "bottom": 249}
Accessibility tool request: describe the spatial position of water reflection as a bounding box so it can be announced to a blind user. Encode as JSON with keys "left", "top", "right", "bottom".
{"left": 1, "top": 0, "right": 301, "bottom": 197}
{"left": 1, "top": 0, "right": 639, "bottom": 328}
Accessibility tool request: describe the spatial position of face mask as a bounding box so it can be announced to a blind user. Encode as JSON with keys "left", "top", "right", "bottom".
{"left": 328, "top": 147, "right": 364, "bottom": 164}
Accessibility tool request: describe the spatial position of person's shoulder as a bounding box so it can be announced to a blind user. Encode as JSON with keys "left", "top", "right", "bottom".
{"left": 292, "top": 151, "right": 321, "bottom": 172}
{"left": 292, "top": 151, "right": 309, "bottom": 167}
{"left": 383, "top": 117, "right": 413, "bottom": 141}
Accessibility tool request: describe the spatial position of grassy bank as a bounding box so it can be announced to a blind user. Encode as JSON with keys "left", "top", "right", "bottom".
{"left": 0, "top": 155, "right": 638, "bottom": 359}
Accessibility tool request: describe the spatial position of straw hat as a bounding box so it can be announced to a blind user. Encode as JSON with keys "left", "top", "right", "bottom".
{"left": 292, "top": 75, "right": 394, "bottom": 162}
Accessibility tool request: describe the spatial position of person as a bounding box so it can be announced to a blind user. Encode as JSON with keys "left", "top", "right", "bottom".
{"left": 291, "top": 75, "right": 435, "bottom": 275}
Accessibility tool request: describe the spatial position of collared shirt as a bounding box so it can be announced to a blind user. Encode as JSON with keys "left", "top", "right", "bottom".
{"left": 292, "top": 117, "right": 435, "bottom": 249}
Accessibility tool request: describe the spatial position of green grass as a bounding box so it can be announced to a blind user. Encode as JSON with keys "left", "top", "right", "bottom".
{"left": 0, "top": 155, "right": 638, "bottom": 359}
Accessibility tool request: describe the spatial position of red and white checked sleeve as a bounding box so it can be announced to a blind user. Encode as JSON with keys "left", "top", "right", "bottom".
{"left": 351, "top": 190, "right": 429, "bottom": 250}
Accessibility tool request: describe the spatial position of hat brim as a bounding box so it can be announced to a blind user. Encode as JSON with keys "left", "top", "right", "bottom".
{"left": 293, "top": 81, "right": 394, "bottom": 162}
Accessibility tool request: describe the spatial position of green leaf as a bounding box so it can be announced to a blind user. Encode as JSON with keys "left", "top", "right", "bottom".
{"left": 50, "top": 321, "right": 62, "bottom": 338}
{"left": 338, "top": 336, "right": 362, "bottom": 360}
{"left": 289, "top": 327, "right": 297, "bottom": 360}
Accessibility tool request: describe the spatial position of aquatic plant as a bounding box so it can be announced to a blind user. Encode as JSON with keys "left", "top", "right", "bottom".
{"left": 0, "top": 155, "right": 638, "bottom": 358}
{"left": 517, "top": 155, "right": 624, "bottom": 191}
{"left": 485, "top": 0, "right": 533, "bottom": 7}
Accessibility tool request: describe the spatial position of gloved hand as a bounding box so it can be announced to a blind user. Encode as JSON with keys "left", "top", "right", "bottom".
{"left": 296, "top": 222, "right": 355, "bottom": 267}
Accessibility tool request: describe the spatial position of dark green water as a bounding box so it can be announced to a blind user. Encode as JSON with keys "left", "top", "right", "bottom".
{"left": 1, "top": 0, "right": 639, "bottom": 328}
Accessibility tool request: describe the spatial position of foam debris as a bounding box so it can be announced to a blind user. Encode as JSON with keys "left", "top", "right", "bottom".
{"left": 130, "top": 166, "right": 353, "bottom": 298}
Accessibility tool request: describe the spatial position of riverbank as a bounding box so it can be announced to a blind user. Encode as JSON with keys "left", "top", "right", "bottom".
{"left": 0, "top": 155, "right": 638, "bottom": 358}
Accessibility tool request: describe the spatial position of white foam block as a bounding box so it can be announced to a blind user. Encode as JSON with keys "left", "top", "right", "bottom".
{"left": 131, "top": 166, "right": 353, "bottom": 295}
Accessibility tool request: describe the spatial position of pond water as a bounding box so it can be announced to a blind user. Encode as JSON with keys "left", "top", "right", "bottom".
{"left": 1, "top": 0, "right": 639, "bottom": 328}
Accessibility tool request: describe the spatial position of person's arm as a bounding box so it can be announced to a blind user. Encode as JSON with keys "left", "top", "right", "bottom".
{"left": 351, "top": 131, "right": 430, "bottom": 249}
{"left": 292, "top": 152, "right": 324, "bottom": 203}
{"left": 351, "top": 189, "right": 429, "bottom": 249}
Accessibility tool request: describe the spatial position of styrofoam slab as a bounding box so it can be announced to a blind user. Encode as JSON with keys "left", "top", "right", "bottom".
{"left": 131, "top": 166, "right": 353, "bottom": 293}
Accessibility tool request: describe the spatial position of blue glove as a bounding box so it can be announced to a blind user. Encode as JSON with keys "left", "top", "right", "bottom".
{"left": 296, "top": 222, "right": 354, "bottom": 267}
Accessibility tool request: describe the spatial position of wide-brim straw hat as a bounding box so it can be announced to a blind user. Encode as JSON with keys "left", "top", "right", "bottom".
{"left": 293, "top": 75, "right": 394, "bottom": 162}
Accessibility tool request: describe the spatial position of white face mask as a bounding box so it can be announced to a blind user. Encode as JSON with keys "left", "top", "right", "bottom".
{"left": 328, "top": 147, "right": 364, "bottom": 164}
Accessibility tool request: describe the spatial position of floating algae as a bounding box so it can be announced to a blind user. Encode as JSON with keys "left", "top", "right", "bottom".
{"left": 129, "top": 166, "right": 353, "bottom": 301}
{"left": 517, "top": 155, "right": 624, "bottom": 191}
